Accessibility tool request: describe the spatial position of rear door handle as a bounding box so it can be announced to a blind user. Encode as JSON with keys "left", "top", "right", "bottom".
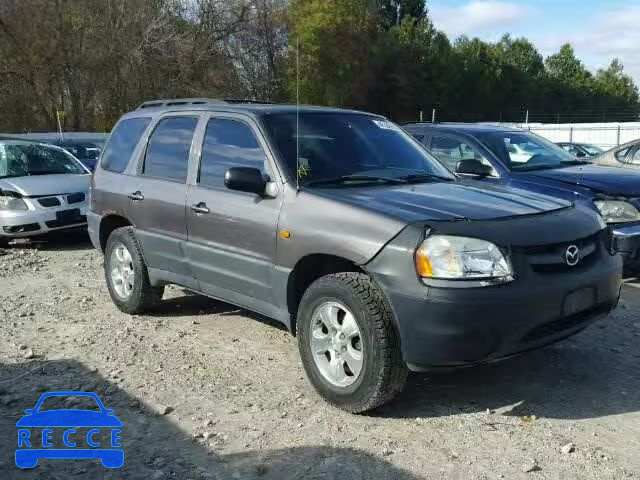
{"left": 128, "top": 191, "right": 144, "bottom": 201}
{"left": 191, "top": 202, "right": 210, "bottom": 215}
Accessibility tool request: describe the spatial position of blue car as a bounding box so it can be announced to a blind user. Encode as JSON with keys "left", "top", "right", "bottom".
{"left": 404, "top": 123, "right": 640, "bottom": 272}
{"left": 15, "top": 391, "right": 123, "bottom": 468}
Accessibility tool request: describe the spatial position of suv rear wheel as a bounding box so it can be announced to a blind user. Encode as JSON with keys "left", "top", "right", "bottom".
{"left": 297, "top": 272, "right": 408, "bottom": 413}
{"left": 104, "top": 226, "right": 164, "bottom": 314}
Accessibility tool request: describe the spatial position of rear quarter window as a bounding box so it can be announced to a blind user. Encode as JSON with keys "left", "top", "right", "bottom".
{"left": 101, "top": 117, "right": 151, "bottom": 173}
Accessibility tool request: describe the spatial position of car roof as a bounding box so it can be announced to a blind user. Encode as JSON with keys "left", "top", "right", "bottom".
{"left": 403, "top": 122, "right": 523, "bottom": 134}
{"left": 122, "top": 98, "right": 379, "bottom": 119}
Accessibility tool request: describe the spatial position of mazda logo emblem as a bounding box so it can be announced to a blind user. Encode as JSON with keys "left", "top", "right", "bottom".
{"left": 565, "top": 245, "right": 580, "bottom": 266}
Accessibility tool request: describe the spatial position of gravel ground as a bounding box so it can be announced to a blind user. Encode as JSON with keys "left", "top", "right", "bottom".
{"left": 1, "top": 235, "right": 639, "bottom": 480}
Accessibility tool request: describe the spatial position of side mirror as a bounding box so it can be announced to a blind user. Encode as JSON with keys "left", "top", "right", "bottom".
{"left": 576, "top": 151, "right": 587, "bottom": 158}
{"left": 456, "top": 159, "right": 493, "bottom": 177}
{"left": 224, "top": 167, "right": 267, "bottom": 195}
{"left": 24, "top": 409, "right": 34, "bottom": 415}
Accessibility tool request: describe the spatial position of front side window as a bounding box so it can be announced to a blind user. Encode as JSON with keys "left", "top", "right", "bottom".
{"left": 0, "top": 143, "right": 86, "bottom": 178}
{"left": 101, "top": 117, "right": 151, "bottom": 173}
{"left": 262, "top": 113, "right": 454, "bottom": 186}
{"left": 143, "top": 117, "right": 198, "bottom": 182}
{"left": 430, "top": 135, "right": 495, "bottom": 175}
{"left": 476, "top": 131, "right": 582, "bottom": 172}
{"left": 615, "top": 147, "right": 631, "bottom": 163}
{"left": 199, "top": 118, "right": 268, "bottom": 188}
{"left": 630, "top": 147, "right": 640, "bottom": 165}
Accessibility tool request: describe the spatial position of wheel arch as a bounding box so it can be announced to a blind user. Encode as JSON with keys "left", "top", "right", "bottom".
{"left": 286, "top": 253, "right": 365, "bottom": 335}
{"left": 98, "top": 214, "right": 133, "bottom": 252}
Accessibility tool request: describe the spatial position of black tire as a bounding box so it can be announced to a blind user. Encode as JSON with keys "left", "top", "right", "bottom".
{"left": 297, "top": 272, "right": 408, "bottom": 413}
{"left": 0, "top": 237, "right": 8, "bottom": 249}
{"left": 104, "top": 226, "right": 164, "bottom": 314}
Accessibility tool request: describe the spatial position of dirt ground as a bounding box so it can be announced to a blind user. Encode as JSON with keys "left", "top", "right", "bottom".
{"left": 1, "top": 235, "right": 639, "bottom": 480}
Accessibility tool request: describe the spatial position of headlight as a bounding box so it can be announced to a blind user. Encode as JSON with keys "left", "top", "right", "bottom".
{"left": 594, "top": 200, "right": 640, "bottom": 223}
{"left": 415, "top": 235, "right": 512, "bottom": 280}
{"left": 0, "top": 196, "right": 28, "bottom": 211}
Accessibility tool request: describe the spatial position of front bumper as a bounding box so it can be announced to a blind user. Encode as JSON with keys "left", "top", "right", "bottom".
{"left": 365, "top": 223, "right": 622, "bottom": 371}
{"left": 612, "top": 223, "right": 640, "bottom": 271}
{"left": 0, "top": 198, "right": 88, "bottom": 239}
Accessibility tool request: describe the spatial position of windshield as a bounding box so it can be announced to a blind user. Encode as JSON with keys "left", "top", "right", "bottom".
{"left": 0, "top": 143, "right": 87, "bottom": 178}
{"left": 60, "top": 143, "right": 101, "bottom": 161}
{"left": 476, "top": 131, "right": 580, "bottom": 171}
{"left": 262, "top": 113, "right": 455, "bottom": 186}
{"left": 582, "top": 144, "right": 603, "bottom": 155}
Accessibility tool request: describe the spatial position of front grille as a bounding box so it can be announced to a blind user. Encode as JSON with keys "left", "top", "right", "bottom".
{"left": 519, "top": 232, "right": 601, "bottom": 274}
{"left": 45, "top": 215, "right": 87, "bottom": 229}
{"left": 523, "top": 303, "right": 613, "bottom": 342}
{"left": 38, "top": 197, "right": 61, "bottom": 207}
{"left": 67, "top": 192, "right": 85, "bottom": 204}
{"left": 3, "top": 223, "right": 40, "bottom": 234}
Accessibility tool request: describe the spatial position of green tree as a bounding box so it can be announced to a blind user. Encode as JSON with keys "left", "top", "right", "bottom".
{"left": 288, "top": 0, "right": 381, "bottom": 108}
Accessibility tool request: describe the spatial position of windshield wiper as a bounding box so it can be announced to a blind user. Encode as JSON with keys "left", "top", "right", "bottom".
{"left": 305, "top": 174, "right": 408, "bottom": 187}
{"left": 399, "top": 172, "right": 455, "bottom": 183}
{"left": 560, "top": 160, "right": 591, "bottom": 166}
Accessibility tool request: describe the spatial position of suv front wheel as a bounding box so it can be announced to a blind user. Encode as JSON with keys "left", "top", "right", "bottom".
{"left": 297, "top": 272, "right": 408, "bottom": 413}
{"left": 104, "top": 226, "right": 164, "bottom": 314}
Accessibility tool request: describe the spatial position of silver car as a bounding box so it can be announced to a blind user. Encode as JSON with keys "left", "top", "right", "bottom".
{"left": 592, "top": 138, "right": 640, "bottom": 169}
{"left": 0, "top": 139, "right": 90, "bottom": 247}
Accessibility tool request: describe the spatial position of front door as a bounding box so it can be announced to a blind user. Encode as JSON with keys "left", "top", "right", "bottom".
{"left": 185, "top": 114, "right": 282, "bottom": 305}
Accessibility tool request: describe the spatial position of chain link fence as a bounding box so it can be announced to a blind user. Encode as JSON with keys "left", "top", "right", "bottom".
{"left": 507, "top": 122, "right": 640, "bottom": 149}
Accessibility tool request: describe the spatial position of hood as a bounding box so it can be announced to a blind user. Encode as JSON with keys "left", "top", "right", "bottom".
{"left": 16, "top": 410, "right": 123, "bottom": 427}
{"left": 0, "top": 174, "right": 90, "bottom": 197}
{"left": 313, "top": 180, "right": 571, "bottom": 222}
{"left": 528, "top": 165, "right": 640, "bottom": 196}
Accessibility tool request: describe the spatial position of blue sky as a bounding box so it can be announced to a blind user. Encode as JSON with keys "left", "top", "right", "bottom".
{"left": 428, "top": 0, "right": 640, "bottom": 84}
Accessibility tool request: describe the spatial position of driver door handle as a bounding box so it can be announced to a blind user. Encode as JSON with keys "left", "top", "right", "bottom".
{"left": 128, "top": 191, "right": 144, "bottom": 201}
{"left": 191, "top": 202, "right": 210, "bottom": 215}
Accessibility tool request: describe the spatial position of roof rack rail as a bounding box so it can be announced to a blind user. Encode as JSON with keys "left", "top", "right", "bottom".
{"left": 136, "top": 98, "right": 274, "bottom": 110}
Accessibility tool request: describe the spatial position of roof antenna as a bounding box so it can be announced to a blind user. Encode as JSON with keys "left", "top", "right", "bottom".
{"left": 296, "top": 36, "right": 300, "bottom": 192}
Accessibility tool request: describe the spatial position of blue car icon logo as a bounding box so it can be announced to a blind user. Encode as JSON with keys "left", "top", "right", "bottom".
{"left": 16, "top": 391, "right": 123, "bottom": 468}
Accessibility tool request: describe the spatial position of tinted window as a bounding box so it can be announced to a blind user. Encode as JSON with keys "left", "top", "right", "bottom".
{"left": 199, "top": 119, "right": 268, "bottom": 188}
{"left": 262, "top": 113, "right": 454, "bottom": 186}
{"left": 630, "top": 147, "right": 640, "bottom": 165}
{"left": 101, "top": 117, "right": 151, "bottom": 173}
{"left": 430, "top": 135, "right": 495, "bottom": 175}
{"left": 144, "top": 117, "right": 198, "bottom": 182}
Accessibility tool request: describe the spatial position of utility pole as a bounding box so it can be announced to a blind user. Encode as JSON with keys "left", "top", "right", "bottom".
{"left": 432, "top": 108, "right": 436, "bottom": 123}
{"left": 56, "top": 111, "right": 64, "bottom": 141}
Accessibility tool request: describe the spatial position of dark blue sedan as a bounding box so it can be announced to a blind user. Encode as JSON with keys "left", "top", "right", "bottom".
{"left": 404, "top": 123, "right": 640, "bottom": 271}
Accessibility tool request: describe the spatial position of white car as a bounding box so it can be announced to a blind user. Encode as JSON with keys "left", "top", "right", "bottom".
{"left": 0, "top": 139, "right": 91, "bottom": 247}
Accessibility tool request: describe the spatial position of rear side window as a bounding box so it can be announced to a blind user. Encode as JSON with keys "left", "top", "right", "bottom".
{"left": 101, "top": 117, "right": 151, "bottom": 173}
{"left": 198, "top": 118, "right": 268, "bottom": 188}
{"left": 143, "top": 117, "right": 198, "bottom": 182}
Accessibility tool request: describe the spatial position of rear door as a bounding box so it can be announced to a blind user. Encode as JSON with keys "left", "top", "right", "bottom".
{"left": 184, "top": 113, "right": 283, "bottom": 305}
{"left": 126, "top": 113, "right": 200, "bottom": 277}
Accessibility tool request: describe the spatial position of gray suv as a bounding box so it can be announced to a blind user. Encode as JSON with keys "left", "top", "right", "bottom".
{"left": 89, "top": 99, "right": 622, "bottom": 413}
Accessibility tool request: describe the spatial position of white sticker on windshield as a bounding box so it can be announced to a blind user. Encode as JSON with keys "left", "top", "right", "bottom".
{"left": 373, "top": 120, "right": 400, "bottom": 131}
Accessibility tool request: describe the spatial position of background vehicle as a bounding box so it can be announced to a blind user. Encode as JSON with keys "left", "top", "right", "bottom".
{"left": 0, "top": 139, "right": 90, "bottom": 247}
{"left": 404, "top": 123, "right": 640, "bottom": 272}
{"left": 557, "top": 142, "right": 604, "bottom": 158}
{"left": 592, "top": 138, "right": 640, "bottom": 169}
{"left": 89, "top": 100, "right": 621, "bottom": 413}
{"left": 0, "top": 133, "right": 108, "bottom": 170}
